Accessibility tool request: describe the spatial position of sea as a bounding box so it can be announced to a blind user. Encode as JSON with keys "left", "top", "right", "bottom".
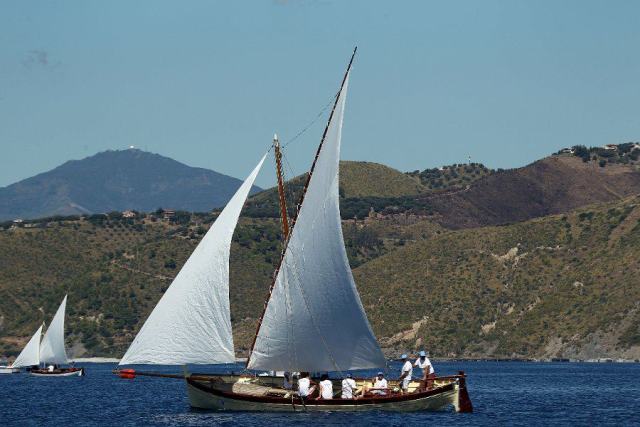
{"left": 1, "top": 361, "right": 639, "bottom": 426}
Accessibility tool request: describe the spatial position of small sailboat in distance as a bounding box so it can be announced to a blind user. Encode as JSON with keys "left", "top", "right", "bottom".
{"left": 0, "top": 323, "right": 44, "bottom": 373}
{"left": 30, "top": 295, "right": 85, "bottom": 377}
{"left": 116, "top": 48, "right": 472, "bottom": 413}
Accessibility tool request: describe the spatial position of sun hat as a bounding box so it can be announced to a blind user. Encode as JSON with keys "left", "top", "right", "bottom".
{"left": 401, "top": 353, "right": 408, "bottom": 359}
{"left": 377, "top": 371, "right": 384, "bottom": 376}
{"left": 419, "top": 350, "right": 426, "bottom": 357}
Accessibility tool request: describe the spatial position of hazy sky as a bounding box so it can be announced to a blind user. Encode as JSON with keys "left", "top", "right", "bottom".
{"left": 1, "top": 0, "right": 639, "bottom": 188}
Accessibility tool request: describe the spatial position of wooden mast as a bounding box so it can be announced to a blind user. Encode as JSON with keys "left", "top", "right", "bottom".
{"left": 245, "top": 48, "right": 357, "bottom": 368}
{"left": 273, "top": 134, "right": 290, "bottom": 241}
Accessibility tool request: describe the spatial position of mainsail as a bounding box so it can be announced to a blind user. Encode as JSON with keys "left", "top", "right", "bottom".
{"left": 247, "top": 69, "right": 386, "bottom": 372}
{"left": 40, "top": 295, "right": 69, "bottom": 365}
{"left": 119, "top": 154, "right": 267, "bottom": 365}
{"left": 11, "top": 324, "right": 44, "bottom": 368}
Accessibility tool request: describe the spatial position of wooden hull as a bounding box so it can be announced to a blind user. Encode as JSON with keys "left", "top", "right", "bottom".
{"left": 0, "top": 366, "right": 20, "bottom": 374}
{"left": 30, "top": 367, "right": 84, "bottom": 377}
{"left": 185, "top": 375, "right": 469, "bottom": 412}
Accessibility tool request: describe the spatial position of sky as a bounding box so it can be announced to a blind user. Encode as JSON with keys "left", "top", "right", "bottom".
{"left": 1, "top": 0, "right": 639, "bottom": 188}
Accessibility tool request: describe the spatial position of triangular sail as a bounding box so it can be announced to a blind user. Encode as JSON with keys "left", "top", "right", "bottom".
{"left": 40, "top": 295, "right": 69, "bottom": 365}
{"left": 11, "top": 324, "right": 43, "bottom": 368}
{"left": 119, "top": 154, "right": 267, "bottom": 365}
{"left": 247, "top": 71, "right": 386, "bottom": 372}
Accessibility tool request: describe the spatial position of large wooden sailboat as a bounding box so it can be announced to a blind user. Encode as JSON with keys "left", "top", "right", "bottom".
{"left": 117, "top": 49, "right": 472, "bottom": 413}
{"left": 29, "top": 295, "right": 85, "bottom": 377}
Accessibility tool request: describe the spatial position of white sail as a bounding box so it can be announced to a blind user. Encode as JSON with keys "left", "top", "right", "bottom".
{"left": 11, "top": 324, "right": 43, "bottom": 368}
{"left": 120, "top": 154, "right": 267, "bottom": 365}
{"left": 247, "top": 73, "right": 386, "bottom": 372}
{"left": 40, "top": 295, "right": 69, "bottom": 365}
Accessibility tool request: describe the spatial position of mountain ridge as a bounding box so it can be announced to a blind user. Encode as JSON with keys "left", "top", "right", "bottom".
{"left": 0, "top": 149, "right": 262, "bottom": 221}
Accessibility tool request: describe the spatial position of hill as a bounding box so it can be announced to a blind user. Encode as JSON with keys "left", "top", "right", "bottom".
{"left": 353, "top": 196, "right": 640, "bottom": 360}
{"left": 244, "top": 160, "right": 425, "bottom": 218}
{"left": 422, "top": 156, "right": 640, "bottom": 229}
{"left": 1, "top": 196, "right": 639, "bottom": 360}
{"left": 0, "top": 149, "right": 261, "bottom": 221}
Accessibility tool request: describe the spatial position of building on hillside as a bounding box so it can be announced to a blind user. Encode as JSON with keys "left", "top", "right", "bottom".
{"left": 559, "top": 147, "right": 575, "bottom": 154}
{"left": 122, "top": 210, "right": 136, "bottom": 218}
{"left": 12, "top": 218, "right": 23, "bottom": 223}
{"left": 163, "top": 210, "right": 176, "bottom": 220}
{"left": 603, "top": 144, "right": 618, "bottom": 151}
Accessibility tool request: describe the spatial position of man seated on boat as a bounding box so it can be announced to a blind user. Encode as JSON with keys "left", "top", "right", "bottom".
{"left": 283, "top": 371, "right": 293, "bottom": 390}
{"left": 370, "top": 372, "right": 388, "bottom": 395}
{"left": 297, "top": 372, "right": 316, "bottom": 399}
{"left": 414, "top": 350, "right": 435, "bottom": 389}
{"left": 399, "top": 354, "right": 413, "bottom": 393}
{"left": 341, "top": 373, "right": 357, "bottom": 399}
{"left": 317, "top": 374, "right": 333, "bottom": 400}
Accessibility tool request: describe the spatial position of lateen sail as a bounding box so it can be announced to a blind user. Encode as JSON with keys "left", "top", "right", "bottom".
{"left": 119, "top": 154, "right": 267, "bottom": 365}
{"left": 11, "top": 324, "right": 44, "bottom": 368}
{"left": 40, "top": 295, "right": 69, "bottom": 365}
{"left": 247, "top": 72, "right": 386, "bottom": 372}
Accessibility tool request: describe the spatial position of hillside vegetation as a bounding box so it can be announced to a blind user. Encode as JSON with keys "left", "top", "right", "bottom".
{"left": 1, "top": 196, "right": 639, "bottom": 360}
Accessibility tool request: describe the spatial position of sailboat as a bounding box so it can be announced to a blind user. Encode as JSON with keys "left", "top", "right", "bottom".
{"left": 116, "top": 49, "right": 472, "bottom": 413}
{"left": 29, "top": 295, "right": 85, "bottom": 377}
{"left": 0, "top": 324, "right": 44, "bottom": 374}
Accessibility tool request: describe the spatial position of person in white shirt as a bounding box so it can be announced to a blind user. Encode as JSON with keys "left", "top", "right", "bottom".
{"left": 398, "top": 353, "right": 413, "bottom": 393}
{"left": 414, "top": 350, "right": 434, "bottom": 377}
{"left": 317, "top": 374, "right": 333, "bottom": 400}
{"left": 297, "top": 372, "right": 316, "bottom": 398}
{"left": 371, "top": 372, "right": 388, "bottom": 395}
{"left": 341, "top": 373, "right": 357, "bottom": 399}
{"left": 414, "top": 350, "right": 435, "bottom": 389}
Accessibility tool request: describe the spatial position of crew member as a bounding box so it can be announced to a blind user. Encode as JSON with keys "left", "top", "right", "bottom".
{"left": 341, "top": 373, "right": 357, "bottom": 399}
{"left": 298, "top": 372, "right": 316, "bottom": 398}
{"left": 318, "top": 374, "right": 333, "bottom": 400}
{"left": 414, "top": 350, "right": 435, "bottom": 389}
{"left": 398, "top": 354, "right": 413, "bottom": 393}
{"left": 372, "top": 371, "right": 388, "bottom": 395}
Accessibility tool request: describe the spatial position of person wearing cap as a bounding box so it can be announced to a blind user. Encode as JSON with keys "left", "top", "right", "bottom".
{"left": 341, "top": 373, "right": 357, "bottom": 399}
{"left": 371, "top": 371, "right": 388, "bottom": 395}
{"left": 414, "top": 351, "right": 434, "bottom": 378}
{"left": 414, "top": 350, "right": 435, "bottom": 389}
{"left": 398, "top": 353, "right": 413, "bottom": 393}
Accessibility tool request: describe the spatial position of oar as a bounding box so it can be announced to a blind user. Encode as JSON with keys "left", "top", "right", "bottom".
{"left": 113, "top": 368, "right": 222, "bottom": 382}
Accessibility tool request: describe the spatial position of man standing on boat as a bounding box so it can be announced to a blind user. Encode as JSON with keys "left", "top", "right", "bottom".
{"left": 414, "top": 350, "right": 435, "bottom": 389}
{"left": 399, "top": 354, "right": 413, "bottom": 393}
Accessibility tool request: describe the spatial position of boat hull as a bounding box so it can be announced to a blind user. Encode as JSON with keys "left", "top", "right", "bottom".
{"left": 30, "top": 367, "right": 84, "bottom": 377}
{"left": 0, "top": 366, "right": 20, "bottom": 374}
{"left": 186, "top": 377, "right": 465, "bottom": 412}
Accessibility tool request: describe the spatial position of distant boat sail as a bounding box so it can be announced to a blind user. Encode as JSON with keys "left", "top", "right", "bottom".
{"left": 29, "top": 295, "right": 85, "bottom": 377}
{"left": 119, "top": 154, "right": 267, "bottom": 366}
{"left": 4, "top": 324, "right": 44, "bottom": 372}
{"left": 116, "top": 48, "right": 472, "bottom": 413}
{"left": 39, "top": 295, "right": 69, "bottom": 365}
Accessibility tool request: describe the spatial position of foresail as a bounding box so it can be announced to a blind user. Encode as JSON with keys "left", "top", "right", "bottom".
{"left": 11, "top": 324, "right": 43, "bottom": 368}
{"left": 40, "top": 295, "right": 69, "bottom": 365}
{"left": 119, "top": 154, "right": 267, "bottom": 365}
{"left": 247, "top": 73, "right": 386, "bottom": 372}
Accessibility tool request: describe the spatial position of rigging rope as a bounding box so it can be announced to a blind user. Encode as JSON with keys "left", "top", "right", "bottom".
{"left": 282, "top": 94, "right": 337, "bottom": 149}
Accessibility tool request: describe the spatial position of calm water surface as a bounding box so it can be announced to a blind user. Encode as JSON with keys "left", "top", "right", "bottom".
{"left": 1, "top": 361, "right": 639, "bottom": 426}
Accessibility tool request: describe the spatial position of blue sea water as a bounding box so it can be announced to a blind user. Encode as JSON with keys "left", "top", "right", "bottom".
{"left": 1, "top": 361, "right": 639, "bottom": 426}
